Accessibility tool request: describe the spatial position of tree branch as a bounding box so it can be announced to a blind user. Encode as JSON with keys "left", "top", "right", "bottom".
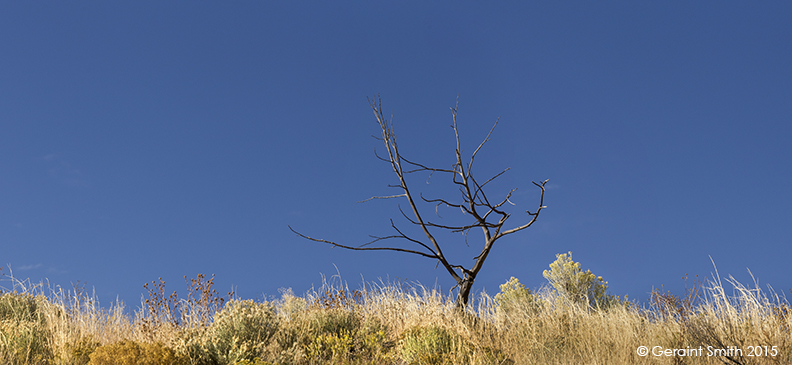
{"left": 293, "top": 95, "right": 547, "bottom": 309}
{"left": 368, "top": 96, "right": 463, "bottom": 284}
{"left": 289, "top": 225, "right": 438, "bottom": 260}
{"left": 467, "top": 117, "right": 500, "bottom": 176}
{"left": 496, "top": 179, "right": 548, "bottom": 237}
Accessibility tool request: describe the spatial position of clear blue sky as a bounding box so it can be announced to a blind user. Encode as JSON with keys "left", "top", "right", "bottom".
{"left": 2, "top": 2, "right": 790, "bottom": 309}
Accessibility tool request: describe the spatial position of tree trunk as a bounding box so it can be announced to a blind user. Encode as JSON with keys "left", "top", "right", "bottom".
{"left": 455, "top": 278, "right": 475, "bottom": 309}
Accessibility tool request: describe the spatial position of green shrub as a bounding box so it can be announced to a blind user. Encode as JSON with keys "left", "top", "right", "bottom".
{"left": 355, "top": 318, "right": 393, "bottom": 363}
{"left": 88, "top": 340, "right": 188, "bottom": 365}
{"left": 173, "top": 326, "right": 215, "bottom": 365}
{"left": 277, "top": 308, "right": 357, "bottom": 358}
{"left": 272, "top": 307, "right": 393, "bottom": 364}
{"left": 494, "top": 277, "right": 540, "bottom": 316}
{"left": 304, "top": 316, "right": 392, "bottom": 364}
{"left": 0, "top": 293, "right": 54, "bottom": 365}
{"left": 183, "top": 299, "right": 279, "bottom": 365}
{"left": 307, "top": 308, "right": 360, "bottom": 338}
{"left": 0, "top": 292, "right": 45, "bottom": 323}
{"left": 305, "top": 328, "right": 355, "bottom": 362}
{"left": 276, "top": 307, "right": 361, "bottom": 349}
{"left": 400, "top": 326, "right": 462, "bottom": 365}
{"left": 276, "top": 291, "right": 307, "bottom": 320}
{"left": 542, "top": 252, "right": 622, "bottom": 309}
{"left": 0, "top": 318, "right": 53, "bottom": 365}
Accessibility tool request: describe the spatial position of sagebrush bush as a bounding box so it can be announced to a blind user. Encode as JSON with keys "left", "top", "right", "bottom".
{"left": 0, "top": 292, "right": 46, "bottom": 323}
{"left": 0, "top": 292, "right": 54, "bottom": 365}
{"left": 2, "top": 260, "right": 791, "bottom": 365}
{"left": 400, "top": 326, "right": 466, "bottom": 365}
{"left": 175, "top": 299, "right": 281, "bottom": 365}
{"left": 305, "top": 316, "right": 393, "bottom": 364}
{"left": 276, "top": 290, "right": 307, "bottom": 321}
{"left": 305, "top": 328, "right": 355, "bottom": 362}
{"left": 275, "top": 306, "right": 361, "bottom": 350}
{"left": 173, "top": 326, "right": 214, "bottom": 365}
{"left": 0, "top": 317, "right": 53, "bottom": 365}
{"left": 211, "top": 299, "right": 278, "bottom": 363}
{"left": 494, "top": 277, "right": 540, "bottom": 318}
{"left": 307, "top": 307, "right": 360, "bottom": 338}
{"left": 269, "top": 300, "right": 395, "bottom": 365}
{"left": 87, "top": 339, "right": 188, "bottom": 365}
{"left": 543, "top": 251, "right": 622, "bottom": 309}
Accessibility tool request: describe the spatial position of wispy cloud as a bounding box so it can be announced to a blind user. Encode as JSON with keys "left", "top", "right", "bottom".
{"left": 40, "top": 154, "right": 89, "bottom": 187}
{"left": 17, "top": 263, "right": 43, "bottom": 271}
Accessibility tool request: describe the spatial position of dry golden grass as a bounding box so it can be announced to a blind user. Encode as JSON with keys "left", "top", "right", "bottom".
{"left": 1, "top": 267, "right": 789, "bottom": 365}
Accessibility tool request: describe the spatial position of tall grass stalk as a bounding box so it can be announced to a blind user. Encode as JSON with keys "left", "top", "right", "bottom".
{"left": 1, "top": 268, "right": 789, "bottom": 364}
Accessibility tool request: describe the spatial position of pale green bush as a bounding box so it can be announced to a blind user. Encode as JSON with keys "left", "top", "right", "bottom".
{"left": 305, "top": 316, "right": 392, "bottom": 364}
{"left": 276, "top": 289, "right": 307, "bottom": 320}
{"left": 174, "top": 326, "right": 214, "bottom": 365}
{"left": 542, "top": 252, "right": 622, "bottom": 309}
{"left": 400, "top": 326, "right": 466, "bottom": 365}
{"left": 174, "top": 299, "right": 279, "bottom": 365}
{"left": 0, "top": 318, "right": 53, "bottom": 365}
{"left": 0, "top": 292, "right": 54, "bottom": 365}
{"left": 210, "top": 299, "right": 279, "bottom": 364}
{"left": 494, "top": 277, "right": 540, "bottom": 316}
{"left": 0, "top": 292, "right": 45, "bottom": 322}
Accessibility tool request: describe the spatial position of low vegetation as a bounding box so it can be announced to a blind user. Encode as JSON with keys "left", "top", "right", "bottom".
{"left": 1, "top": 254, "right": 789, "bottom": 365}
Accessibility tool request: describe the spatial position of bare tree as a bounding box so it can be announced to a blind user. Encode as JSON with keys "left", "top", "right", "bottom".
{"left": 290, "top": 96, "right": 548, "bottom": 309}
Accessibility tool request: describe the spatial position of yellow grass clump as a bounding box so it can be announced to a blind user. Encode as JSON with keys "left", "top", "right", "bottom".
{"left": 0, "top": 261, "right": 789, "bottom": 365}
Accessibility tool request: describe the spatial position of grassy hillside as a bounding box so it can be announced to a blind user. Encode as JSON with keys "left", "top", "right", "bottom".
{"left": 1, "top": 254, "right": 790, "bottom": 365}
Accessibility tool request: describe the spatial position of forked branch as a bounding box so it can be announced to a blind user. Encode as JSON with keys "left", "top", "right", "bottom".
{"left": 290, "top": 96, "right": 547, "bottom": 308}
